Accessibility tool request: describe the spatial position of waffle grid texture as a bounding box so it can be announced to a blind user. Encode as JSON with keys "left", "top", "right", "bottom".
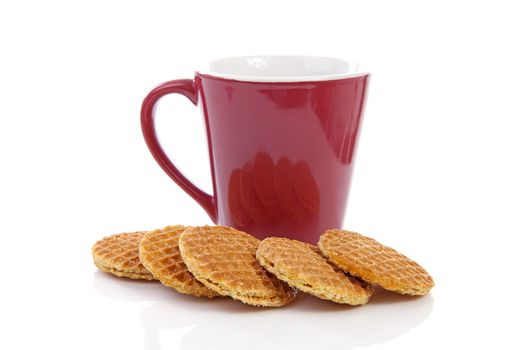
{"left": 257, "top": 237, "right": 372, "bottom": 305}
{"left": 91, "top": 231, "right": 155, "bottom": 280}
{"left": 179, "top": 226, "right": 296, "bottom": 307}
{"left": 319, "top": 230, "right": 434, "bottom": 295}
{"left": 139, "top": 225, "right": 218, "bottom": 298}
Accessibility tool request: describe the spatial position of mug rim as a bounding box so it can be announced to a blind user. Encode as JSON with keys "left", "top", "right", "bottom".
{"left": 197, "top": 55, "right": 368, "bottom": 82}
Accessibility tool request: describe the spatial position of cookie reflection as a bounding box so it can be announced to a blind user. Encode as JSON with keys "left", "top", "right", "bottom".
{"left": 227, "top": 169, "right": 251, "bottom": 228}
{"left": 228, "top": 152, "right": 320, "bottom": 228}
{"left": 139, "top": 290, "right": 434, "bottom": 350}
{"left": 91, "top": 248, "right": 434, "bottom": 350}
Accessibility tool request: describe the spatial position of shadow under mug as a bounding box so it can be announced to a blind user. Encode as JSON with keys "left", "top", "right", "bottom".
{"left": 141, "top": 56, "right": 369, "bottom": 243}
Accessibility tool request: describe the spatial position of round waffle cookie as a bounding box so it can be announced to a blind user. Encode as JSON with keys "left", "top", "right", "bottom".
{"left": 179, "top": 226, "right": 297, "bottom": 307}
{"left": 257, "top": 237, "right": 372, "bottom": 305}
{"left": 318, "top": 229, "right": 434, "bottom": 296}
{"left": 138, "top": 225, "right": 218, "bottom": 298}
{"left": 92, "top": 231, "right": 155, "bottom": 280}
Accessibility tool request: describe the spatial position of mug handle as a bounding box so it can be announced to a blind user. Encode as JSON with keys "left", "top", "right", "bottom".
{"left": 140, "top": 79, "right": 216, "bottom": 222}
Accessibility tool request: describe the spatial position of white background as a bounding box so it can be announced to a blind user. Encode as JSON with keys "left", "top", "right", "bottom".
{"left": 1, "top": 1, "right": 524, "bottom": 349}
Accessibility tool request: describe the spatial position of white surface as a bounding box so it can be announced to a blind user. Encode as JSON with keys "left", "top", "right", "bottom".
{"left": 204, "top": 55, "right": 364, "bottom": 82}
{"left": 1, "top": 1, "right": 524, "bottom": 349}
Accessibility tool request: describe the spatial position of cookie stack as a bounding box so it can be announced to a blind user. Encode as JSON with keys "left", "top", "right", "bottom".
{"left": 92, "top": 226, "right": 434, "bottom": 307}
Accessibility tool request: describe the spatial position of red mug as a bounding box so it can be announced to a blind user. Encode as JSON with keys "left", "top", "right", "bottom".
{"left": 141, "top": 56, "right": 368, "bottom": 243}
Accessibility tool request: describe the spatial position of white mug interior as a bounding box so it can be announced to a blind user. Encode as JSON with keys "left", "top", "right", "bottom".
{"left": 200, "top": 56, "right": 366, "bottom": 82}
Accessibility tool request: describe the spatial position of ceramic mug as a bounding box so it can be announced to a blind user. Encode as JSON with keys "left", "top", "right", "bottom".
{"left": 141, "top": 56, "right": 368, "bottom": 243}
